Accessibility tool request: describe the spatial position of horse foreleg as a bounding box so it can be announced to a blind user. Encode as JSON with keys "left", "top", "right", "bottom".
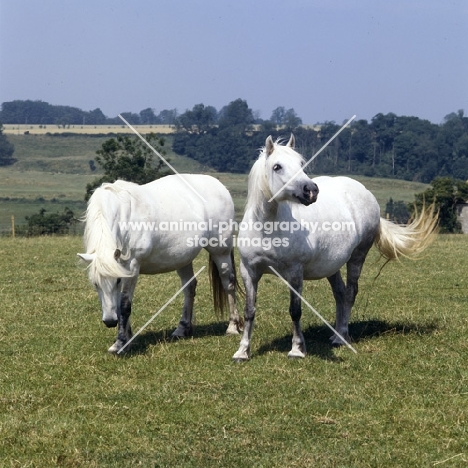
{"left": 171, "top": 263, "right": 197, "bottom": 338}
{"left": 233, "top": 261, "right": 258, "bottom": 362}
{"left": 109, "top": 276, "right": 137, "bottom": 354}
{"left": 288, "top": 277, "right": 306, "bottom": 359}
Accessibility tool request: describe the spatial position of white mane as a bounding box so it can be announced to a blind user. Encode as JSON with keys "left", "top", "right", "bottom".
{"left": 245, "top": 149, "right": 272, "bottom": 218}
{"left": 82, "top": 181, "right": 137, "bottom": 284}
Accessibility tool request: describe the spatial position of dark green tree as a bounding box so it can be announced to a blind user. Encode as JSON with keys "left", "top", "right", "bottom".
{"left": 158, "top": 109, "right": 178, "bottom": 125}
{"left": 413, "top": 177, "right": 468, "bottom": 233}
{"left": 0, "top": 123, "right": 16, "bottom": 166}
{"left": 269, "top": 107, "right": 302, "bottom": 130}
{"left": 119, "top": 112, "right": 141, "bottom": 125}
{"left": 86, "top": 108, "right": 107, "bottom": 125}
{"left": 283, "top": 108, "right": 303, "bottom": 131}
{"left": 218, "top": 99, "right": 254, "bottom": 131}
{"left": 85, "top": 134, "right": 169, "bottom": 201}
{"left": 173, "top": 99, "right": 261, "bottom": 173}
{"left": 385, "top": 197, "right": 410, "bottom": 224}
{"left": 270, "top": 107, "right": 286, "bottom": 125}
{"left": 175, "top": 104, "right": 217, "bottom": 134}
{"left": 139, "top": 108, "right": 158, "bottom": 125}
{"left": 22, "top": 207, "right": 77, "bottom": 236}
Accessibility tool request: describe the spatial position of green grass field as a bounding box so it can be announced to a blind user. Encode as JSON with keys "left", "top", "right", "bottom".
{"left": 1, "top": 235, "right": 467, "bottom": 466}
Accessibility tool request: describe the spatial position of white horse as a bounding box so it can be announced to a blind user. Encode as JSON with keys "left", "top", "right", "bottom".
{"left": 78, "top": 175, "right": 242, "bottom": 353}
{"left": 233, "top": 135, "right": 437, "bottom": 361}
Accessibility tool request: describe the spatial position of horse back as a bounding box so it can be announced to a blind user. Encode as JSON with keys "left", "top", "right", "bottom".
{"left": 144, "top": 174, "right": 234, "bottom": 221}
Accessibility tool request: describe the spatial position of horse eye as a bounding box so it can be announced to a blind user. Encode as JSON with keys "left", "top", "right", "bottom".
{"left": 273, "top": 164, "right": 282, "bottom": 172}
{"left": 116, "top": 278, "right": 121, "bottom": 286}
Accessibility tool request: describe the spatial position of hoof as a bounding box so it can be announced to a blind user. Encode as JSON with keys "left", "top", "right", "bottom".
{"left": 287, "top": 349, "right": 306, "bottom": 359}
{"left": 108, "top": 341, "right": 127, "bottom": 354}
{"left": 330, "top": 333, "right": 352, "bottom": 347}
{"left": 232, "top": 356, "right": 249, "bottom": 363}
{"left": 171, "top": 325, "right": 193, "bottom": 338}
{"left": 225, "top": 322, "right": 241, "bottom": 335}
{"left": 232, "top": 348, "right": 250, "bottom": 362}
{"left": 233, "top": 358, "right": 248, "bottom": 364}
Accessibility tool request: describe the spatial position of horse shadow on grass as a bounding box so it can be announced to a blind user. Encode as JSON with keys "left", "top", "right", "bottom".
{"left": 255, "top": 319, "right": 439, "bottom": 362}
{"left": 119, "top": 321, "right": 232, "bottom": 357}
{"left": 118, "top": 319, "right": 438, "bottom": 359}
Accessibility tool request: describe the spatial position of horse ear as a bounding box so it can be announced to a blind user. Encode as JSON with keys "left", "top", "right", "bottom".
{"left": 77, "top": 253, "right": 95, "bottom": 264}
{"left": 114, "top": 249, "right": 121, "bottom": 261}
{"left": 287, "top": 133, "right": 295, "bottom": 149}
{"left": 265, "top": 136, "right": 275, "bottom": 157}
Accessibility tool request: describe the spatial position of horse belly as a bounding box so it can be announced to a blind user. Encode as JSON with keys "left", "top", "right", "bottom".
{"left": 302, "top": 253, "right": 350, "bottom": 280}
{"left": 139, "top": 245, "right": 202, "bottom": 274}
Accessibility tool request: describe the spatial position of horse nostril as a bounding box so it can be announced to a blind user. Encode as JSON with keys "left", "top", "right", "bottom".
{"left": 103, "top": 319, "right": 118, "bottom": 328}
{"left": 303, "top": 182, "right": 319, "bottom": 202}
{"left": 304, "top": 183, "right": 319, "bottom": 195}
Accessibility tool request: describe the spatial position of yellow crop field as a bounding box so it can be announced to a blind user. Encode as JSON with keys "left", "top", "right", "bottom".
{"left": 3, "top": 124, "right": 176, "bottom": 135}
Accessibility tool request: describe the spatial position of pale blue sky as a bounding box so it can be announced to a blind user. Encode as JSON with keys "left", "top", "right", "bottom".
{"left": 1, "top": 0, "right": 467, "bottom": 124}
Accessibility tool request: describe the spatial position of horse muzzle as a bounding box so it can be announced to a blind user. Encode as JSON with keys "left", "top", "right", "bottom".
{"left": 103, "top": 318, "right": 118, "bottom": 328}
{"left": 297, "top": 182, "right": 319, "bottom": 206}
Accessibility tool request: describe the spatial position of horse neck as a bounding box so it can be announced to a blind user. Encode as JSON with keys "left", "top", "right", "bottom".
{"left": 250, "top": 195, "right": 279, "bottom": 222}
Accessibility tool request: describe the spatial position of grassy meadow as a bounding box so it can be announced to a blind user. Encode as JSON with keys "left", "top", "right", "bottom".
{"left": 1, "top": 235, "right": 468, "bottom": 466}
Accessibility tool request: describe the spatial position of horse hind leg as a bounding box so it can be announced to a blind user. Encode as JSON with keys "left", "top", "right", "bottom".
{"left": 171, "top": 263, "right": 197, "bottom": 338}
{"left": 233, "top": 261, "right": 259, "bottom": 362}
{"left": 328, "top": 240, "right": 372, "bottom": 347}
{"left": 209, "top": 251, "right": 242, "bottom": 335}
{"left": 327, "top": 270, "right": 350, "bottom": 346}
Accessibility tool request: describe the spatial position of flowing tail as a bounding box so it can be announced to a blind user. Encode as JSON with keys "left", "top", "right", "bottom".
{"left": 209, "top": 250, "right": 244, "bottom": 316}
{"left": 375, "top": 203, "right": 439, "bottom": 260}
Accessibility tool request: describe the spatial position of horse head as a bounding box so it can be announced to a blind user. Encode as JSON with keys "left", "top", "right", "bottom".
{"left": 264, "top": 135, "right": 318, "bottom": 206}
{"left": 78, "top": 250, "right": 124, "bottom": 328}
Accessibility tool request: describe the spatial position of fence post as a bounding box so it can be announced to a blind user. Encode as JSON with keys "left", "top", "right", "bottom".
{"left": 11, "top": 215, "right": 15, "bottom": 238}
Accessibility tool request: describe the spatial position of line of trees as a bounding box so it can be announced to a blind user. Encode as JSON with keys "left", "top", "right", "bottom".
{"left": 0, "top": 100, "right": 179, "bottom": 127}
{"left": 0, "top": 99, "right": 302, "bottom": 128}
{"left": 173, "top": 102, "right": 468, "bottom": 182}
